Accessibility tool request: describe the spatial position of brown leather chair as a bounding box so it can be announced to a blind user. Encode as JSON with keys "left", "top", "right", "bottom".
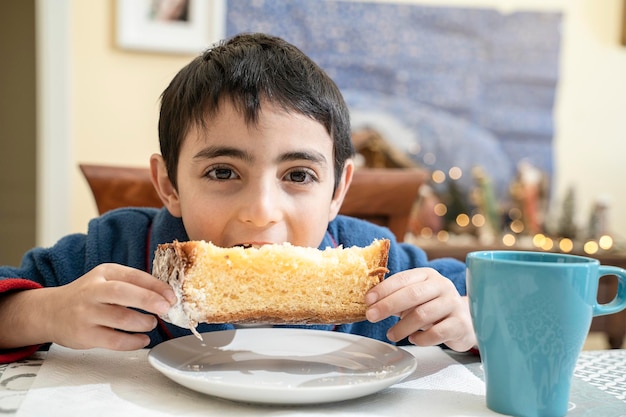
{"left": 79, "top": 164, "right": 162, "bottom": 215}
{"left": 337, "top": 168, "right": 427, "bottom": 242}
{"left": 80, "top": 164, "right": 426, "bottom": 242}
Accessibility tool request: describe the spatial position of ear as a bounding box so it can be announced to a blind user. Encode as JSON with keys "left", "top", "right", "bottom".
{"left": 150, "top": 153, "right": 182, "bottom": 217}
{"left": 328, "top": 159, "right": 354, "bottom": 221}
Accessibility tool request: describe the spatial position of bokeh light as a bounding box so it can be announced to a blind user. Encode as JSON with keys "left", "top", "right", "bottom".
{"left": 471, "top": 214, "right": 485, "bottom": 227}
{"left": 456, "top": 213, "right": 470, "bottom": 227}
{"left": 502, "top": 233, "right": 516, "bottom": 247}
{"left": 510, "top": 220, "right": 524, "bottom": 234}
{"left": 599, "top": 235, "right": 613, "bottom": 250}
{"left": 432, "top": 170, "right": 446, "bottom": 184}
{"left": 437, "top": 230, "right": 449, "bottom": 242}
{"left": 448, "top": 166, "right": 462, "bottom": 180}
{"left": 559, "top": 238, "right": 574, "bottom": 253}
{"left": 533, "top": 234, "right": 546, "bottom": 248}
{"left": 420, "top": 227, "right": 433, "bottom": 239}
{"left": 584, "top": 240, "right": 599, "bottom": 254}
{"left": 434, "top": 203, "right": 447, "bottom": 216}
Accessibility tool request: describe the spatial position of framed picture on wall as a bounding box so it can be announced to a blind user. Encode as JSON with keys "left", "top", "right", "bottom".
{"left": 116, "top": 0, "right": 225, "bottom": 54}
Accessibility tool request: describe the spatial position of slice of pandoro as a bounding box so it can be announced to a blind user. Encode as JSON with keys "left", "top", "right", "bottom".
{"left": 152, "top": 239, "right": 390, "bottom": 337}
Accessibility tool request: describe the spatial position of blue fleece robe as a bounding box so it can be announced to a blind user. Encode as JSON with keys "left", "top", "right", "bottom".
{"left": 0, "top": 208, "right": 465, "bottom": 362}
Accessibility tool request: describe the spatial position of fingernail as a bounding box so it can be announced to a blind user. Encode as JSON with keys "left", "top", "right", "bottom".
{"left": 156, "top": 300, "right": 171, "bottom": 314}
{"left": 164, "top": 289, "right": 177, "bottom": 305}
{"left": 364, "top": 292, "right": 378, "bottom": 305}
{"left": 366, "top": 307, "right": 380, "bottom": 323}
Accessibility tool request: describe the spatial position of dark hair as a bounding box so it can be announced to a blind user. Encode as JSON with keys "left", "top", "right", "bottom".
{"left": 158, "top": 32, "right": 354, "bottom": 190}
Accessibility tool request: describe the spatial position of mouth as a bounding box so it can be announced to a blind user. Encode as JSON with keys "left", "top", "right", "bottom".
{"left": 233, "top": 243, "right": 273, "bottom": 249}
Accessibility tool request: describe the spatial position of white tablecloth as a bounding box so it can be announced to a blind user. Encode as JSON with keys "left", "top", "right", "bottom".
{"left": 13, "top": 344, "right": 494, "bottom": 417}
{"left": 3, "top": 344, "right": 626, "bottom": 416}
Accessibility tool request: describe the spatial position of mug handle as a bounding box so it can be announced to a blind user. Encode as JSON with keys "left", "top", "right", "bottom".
{"left": 594, "top": 266, "right": 626, "bottom": 316}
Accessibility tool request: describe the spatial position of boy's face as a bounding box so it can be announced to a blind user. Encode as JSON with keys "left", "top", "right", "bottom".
{"left": 151, "top": 100, "right": 353, "bottom": 248}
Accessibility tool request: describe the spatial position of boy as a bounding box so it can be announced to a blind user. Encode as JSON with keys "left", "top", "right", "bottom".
{"left": 0, "top": 33, "right": 475, "bottom": 363}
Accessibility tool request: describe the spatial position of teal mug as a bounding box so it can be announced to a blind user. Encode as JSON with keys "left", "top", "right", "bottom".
{"left": 466, "top": 250, "right": 626, "bottom": 417}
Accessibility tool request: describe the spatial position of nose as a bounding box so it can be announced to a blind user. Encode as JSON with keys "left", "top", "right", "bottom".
{"left": 239, "top": 176, "right": 283, "bottom": 227}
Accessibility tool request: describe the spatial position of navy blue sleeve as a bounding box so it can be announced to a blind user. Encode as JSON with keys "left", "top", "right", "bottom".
{"left": 0, "top": 208, "right": 157, "bottom": 287}
{"left": 0, "top": 233, "right": 89, "bottom": 286}
{"left": 389, "top": 241, "right": 466, "bottom": 296}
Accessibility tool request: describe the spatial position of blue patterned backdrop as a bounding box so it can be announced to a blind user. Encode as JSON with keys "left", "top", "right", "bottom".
{"left": 225, "top": 0, "right": 562, "bottom": 201}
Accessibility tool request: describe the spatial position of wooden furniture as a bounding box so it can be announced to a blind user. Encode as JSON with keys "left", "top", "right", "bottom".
{"left": 338, "top": 168, "right": 427, "bottom": 241}
{"left": 421, "top": 242, "right": 626, "bottom": 349}
{"left": 79, "top": 164, "right": 161, "bottom": 215}
{"left": 80, "top": 164, "right": 426, "bottom": 243}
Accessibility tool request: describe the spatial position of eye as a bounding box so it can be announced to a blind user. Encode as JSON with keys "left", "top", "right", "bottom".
{"left": 284, "top": 168, "right": 318, "bottom": 184}
{"left": 206, "top": 166, "right": 239, "bottom": 181}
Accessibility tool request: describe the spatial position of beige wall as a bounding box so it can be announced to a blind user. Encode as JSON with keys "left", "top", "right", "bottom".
{"left": 70, "top": 0, "right": 193, "bottom": 231}
{"left": 554, "top": 0, "right": 626, "bottom": 239}
{"left": 66, "top": 0, "right": 626, "bottom": 242}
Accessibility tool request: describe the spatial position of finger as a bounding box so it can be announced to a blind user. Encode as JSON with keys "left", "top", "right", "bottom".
{"left": 55, "top": 321, "right": 152, "bottom": 351}
{"left": 95, "top": 327, "right": 152, "bottom": 351}
{"left": 386, "top": 298, "right": 450, "bottom": 342}
{"left": 96, "top": 263, "right": 177, "bottom": 305}
{"left": 408, "top": 317, "right": 472, "bottom": 351}
{"left": 366, "top": 277, "right": 441, "bottom": 323}
{"left": 95, "top": 279, "right": 172, "bottom": 316}
{"left": 365, "top": 269, "right": 430, "bottom": 305}
{"left": 95, "top": 304, "right": 159, "bottom": 334}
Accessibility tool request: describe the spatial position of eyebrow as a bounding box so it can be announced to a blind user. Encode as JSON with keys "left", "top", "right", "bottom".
{"left": 193, "top": 146, "right": 253, "bottom": 162}
{"left": 278, "top": 151, "right": 328, "bottom": 167}
{"left": 193, "top": 146, "right": 328, "bottom": 167}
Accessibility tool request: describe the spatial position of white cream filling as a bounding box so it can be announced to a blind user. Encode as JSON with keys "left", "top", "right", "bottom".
{"left": 153, "top": 245, "right": 203, "bottom": 340}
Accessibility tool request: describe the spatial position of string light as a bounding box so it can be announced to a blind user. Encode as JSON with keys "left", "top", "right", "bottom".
{"left": 533, "top": 234, "right": 546, "bottom": 248}
{"left": 471, "top": 213, "right": 485, "bottom": 227}
{"left": 541, "top": 237, "right": 554, "bottom": 251}
{"left": 502, "top": 233, "right": 516, "bottom": 246}
{"left": 531, "top": 234, "right": 553, "bottom": 251}
{"left": 434, "top": 203, "right": 447, "bottom": 216}
{"left": 559, "top": 238, "right": 574, "bottom": 253}
{"left": 456, "top": 213, "right": 470, "bottom": 228}
{"left": 420, "top": 227, "right": 433, "bottom": 239}
{"left": 599, "top": 235, "right": 613, "bottom": 250}
{"left": 584, "top": 240, "right": 599, "bottom": 254}
{"left": 411, "top": 161, "right": 620, "bottom": 256}
{"left": 448, "top": 166, "right": 462, "bottom": 180}
{"left": 510, "top": 219, "right": 524, "bottom": 234}
{"left": 431, "top": 170, "right": 446, "bottom": 184}
{"left": 437, "top": 230, "right": 449, "bottom": 242}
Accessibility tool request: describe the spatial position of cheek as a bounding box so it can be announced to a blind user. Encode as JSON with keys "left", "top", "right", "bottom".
{"left": 179, "top": 196, "right": 228, "bottom": 241}
{"left": 289, "top": 194, "right": 335, "bottom": 247}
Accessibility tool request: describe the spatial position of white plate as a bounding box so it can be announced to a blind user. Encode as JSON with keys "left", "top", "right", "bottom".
{"left": 148, "top": 328, "right": 417, "bottom": 404}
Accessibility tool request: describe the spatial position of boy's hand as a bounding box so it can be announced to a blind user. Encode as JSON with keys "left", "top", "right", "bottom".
{"left": 365, "top": 267, "right": 476, "bottom": 352}
{"left": 43, "top": 264, "right": 176, "bottom": 351}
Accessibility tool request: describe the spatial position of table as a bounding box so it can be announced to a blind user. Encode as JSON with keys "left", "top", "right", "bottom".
{"left": 1, "top": 345, "right": 625, "bottom": 416}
